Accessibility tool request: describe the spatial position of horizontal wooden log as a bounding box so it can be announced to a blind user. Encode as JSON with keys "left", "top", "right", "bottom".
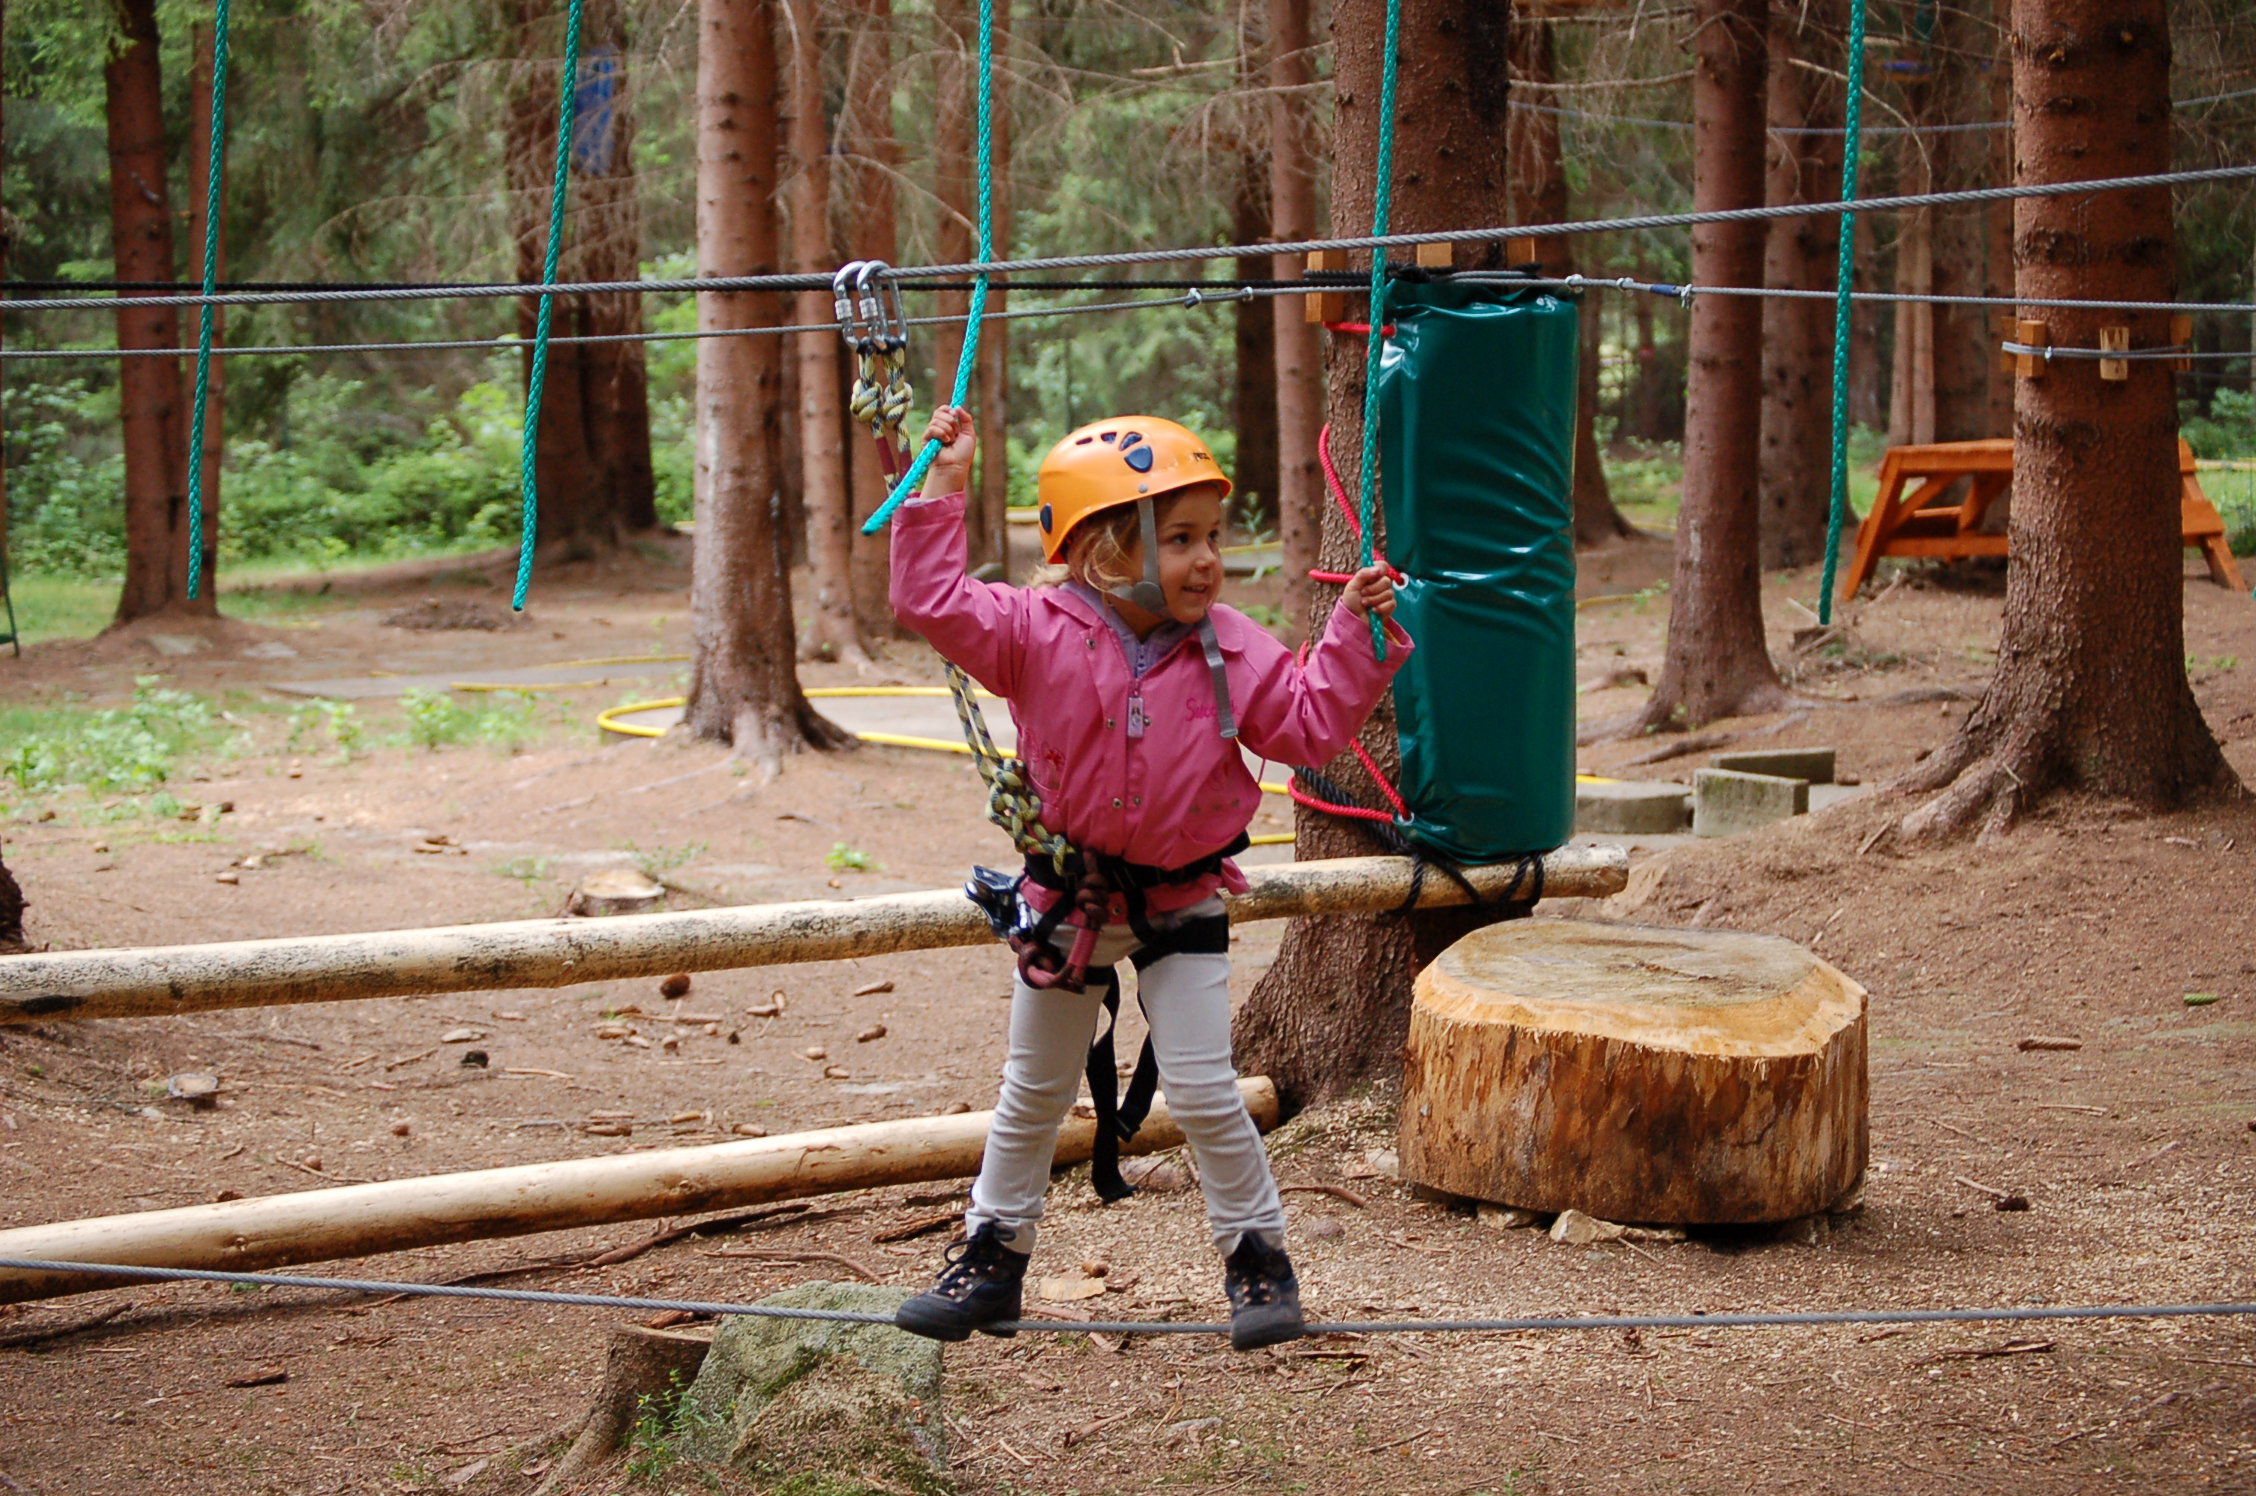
{"left": 0, "top": 1078, "right": 1279, "bottom": 1305}
{"left": 0, "top": 850, "right": 1624, "bottom": 1025}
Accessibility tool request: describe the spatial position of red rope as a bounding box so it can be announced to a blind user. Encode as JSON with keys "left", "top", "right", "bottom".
{"left": 1323, "top": 321, "right": 1396, "bottom": 337}
{"left": 1315, "top": 424, "right": 1404, "bottom": 584}
{"left": 1288, "top": 642, "right": 1413, "bottom": 824}
{"left": 1288, "top": 779, "right": 1399, "bottom": 823}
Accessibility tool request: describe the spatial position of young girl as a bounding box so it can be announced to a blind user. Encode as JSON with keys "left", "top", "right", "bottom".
{"left": 889, "top": 407, "right": 1407, "bottom": 1351}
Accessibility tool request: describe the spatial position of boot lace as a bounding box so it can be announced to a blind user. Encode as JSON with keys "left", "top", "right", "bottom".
{"left": 1226, "top": 1241, "right": 1290, "bottom": 1309}
{"left": 934, "top": 1224, "right": 1016, "bottom": 1302}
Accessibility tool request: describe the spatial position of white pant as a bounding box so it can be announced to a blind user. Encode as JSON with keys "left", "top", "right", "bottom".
{"left": 966, "top": 899, "right": 1287, "bottom": 1258}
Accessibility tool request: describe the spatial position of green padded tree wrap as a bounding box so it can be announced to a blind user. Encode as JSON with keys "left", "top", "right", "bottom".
{"left": 1376, "top": 278, "right": 1578, "bottom": 863}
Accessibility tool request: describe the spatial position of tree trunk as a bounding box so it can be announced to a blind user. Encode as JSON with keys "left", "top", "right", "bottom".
{"left": 0, "top": 842, "right": 24, "bottom": 955}
{"left": 1927, "top": 2, "right": 1995, "bottom": 444}
{"left": 186, "top": 23, "right": 225, "bottom": 583}
{"left": 1632, "top": 0, "right": 1789, "bottom": 731}
{"left": 578, "top": 11, "right": 659, "bottom": 534}
{"left": 1757, "top": 0, "right": 1844, "bottom": 569}
{"left": 843, "top": 0, "right": 901, "bottom": 639}
{"left": 1983, "top": 3, "right": 2015, "bottom": 439}
{"left": 1268, "top": 0, "right": 1324, "bottom": 635}
{"left": 972, "top": 1, "right": 1012, "bottom": 579}
{"left": 106, "top": 0, "right": 206, "bottom": 624}
{"left": 685, "top": 0, "right": 850, "bottom": 769}
{"left": 1894, "top": 0, "right": 2235, "bottom": 841}
{"left": 1235, "top": 0, "right": 1514, "bottom": 1110}
{"left": 787, "top": 0, "right": 867, "bottom": 663}
{"left": 1508, "top": 10, "right": 1631, "bottom": 547}
{"left": 1233, "top": 140, "right": 1280, "bottom": 535}
{"left": 1848, "top": 220, "right": 1884, "bottom": 429}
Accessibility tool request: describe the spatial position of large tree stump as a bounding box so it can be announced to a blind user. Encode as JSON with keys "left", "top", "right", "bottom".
{"left": 1399, "top": 920, "right": 1866, "bottom": 1223}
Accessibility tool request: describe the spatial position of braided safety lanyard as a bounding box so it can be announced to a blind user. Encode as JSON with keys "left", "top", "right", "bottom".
{"left": 835, "top": 261, "right": 914, "bottom": 486}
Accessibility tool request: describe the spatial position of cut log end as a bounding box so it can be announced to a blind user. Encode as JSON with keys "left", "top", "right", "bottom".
{"left": 1400, "top": 920, "right": 1867, "bottom": 1225}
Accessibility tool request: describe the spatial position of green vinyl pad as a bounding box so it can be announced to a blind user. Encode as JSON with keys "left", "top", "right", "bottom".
{"left": 1377, "top": 277, "right": 1579, "bottom": 862}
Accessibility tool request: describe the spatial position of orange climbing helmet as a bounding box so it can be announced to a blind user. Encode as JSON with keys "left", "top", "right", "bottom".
{"left": 1034, "top": 416, "right": 1232, "bottom": 563}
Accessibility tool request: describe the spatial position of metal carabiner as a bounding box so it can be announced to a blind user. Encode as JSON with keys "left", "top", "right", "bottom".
{"left": 833, "top": 260, "right": 870, "bottom": 350}
{"left": 855, "top": 261, "right": 909, "bottom": 353}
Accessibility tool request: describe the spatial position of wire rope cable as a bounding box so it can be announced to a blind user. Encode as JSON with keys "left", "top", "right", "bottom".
{"left": 182, "top": 2, "right": 231, "bottom": 601}
{"left": 12, "top": 165, "right": 2254, "bottom": 316}
{"left": 4, "top": 1259, "right": 2252, "bottom": 1341}
{"left": 512, "top": 0, "right": 587, "bottom": 612}
{"left": 859, "top": 0, "right": 995, "bottom": 536}
{"left": 1818, "top": 0, "right": 1870, "bottom": 625}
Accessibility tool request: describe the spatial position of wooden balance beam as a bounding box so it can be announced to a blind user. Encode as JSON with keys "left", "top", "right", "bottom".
{"left": 1839, "top": 437, "right": 2247, "bottom": 601}
{"left": 0, "top": 1081, "right": 1279, "bottom": 1305}
{"left": 0, "top": 850, "right": 1626, "bottom": 1026}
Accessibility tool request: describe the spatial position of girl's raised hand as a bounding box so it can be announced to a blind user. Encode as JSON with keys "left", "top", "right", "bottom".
{"left": 921, "top": 406, "right": 978, "bottom": 500}
{"left": 1339, "top": 565, "right": 1397, "bottom": 621}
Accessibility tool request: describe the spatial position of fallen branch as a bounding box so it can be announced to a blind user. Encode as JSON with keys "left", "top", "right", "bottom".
{"left": 0, "top": 1297, "right": 135, "bottom": 1348}
{"left": 1281, "top": 1183, "right": 1370, "bottom": 1210}
{"left": 699, "top": 1248, "right": 883, "bottom": 1284}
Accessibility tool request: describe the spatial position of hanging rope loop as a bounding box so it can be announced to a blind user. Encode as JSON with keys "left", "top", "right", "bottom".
{"left": 182, "top": 1, "right": 234, "bottom": 601}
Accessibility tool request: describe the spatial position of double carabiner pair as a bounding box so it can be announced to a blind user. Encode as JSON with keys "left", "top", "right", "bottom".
{"left": 835, "top": 261, "right": 915, "bottom": 485}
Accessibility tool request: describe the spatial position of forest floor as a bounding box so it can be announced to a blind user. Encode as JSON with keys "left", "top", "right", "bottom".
{"left": 1, "top": 529, "right": 2253, "bottom": 1496}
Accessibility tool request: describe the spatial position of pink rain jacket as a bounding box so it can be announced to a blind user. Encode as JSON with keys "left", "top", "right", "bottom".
{"left": 891, "top": 491, "right": 1411, "bottom": 917}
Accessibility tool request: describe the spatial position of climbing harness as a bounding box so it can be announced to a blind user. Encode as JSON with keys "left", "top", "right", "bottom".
{"left": 182, "top": 0, "right": 232, "bottom": 601}
{"left": 836, "top": 260, "right": 915, "bottom": 486}
{"left": 1817, "top": 0, "right": 1869, "bottom": 624}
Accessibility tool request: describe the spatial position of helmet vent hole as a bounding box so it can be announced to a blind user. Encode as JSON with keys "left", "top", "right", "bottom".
{"left": 1075, "top": 436, "right": 1093, "bottom": 446}
{"left": 1100, "top": 431, "right": 1117, "bottom": 444}
{"left": 1119, "top": 431, "right": 1143, "bottom": 450}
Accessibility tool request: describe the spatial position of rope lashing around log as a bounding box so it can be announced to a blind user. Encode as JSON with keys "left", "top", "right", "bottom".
{"left": 6, "top": 1259, "right": 2253, "bottom": 1341}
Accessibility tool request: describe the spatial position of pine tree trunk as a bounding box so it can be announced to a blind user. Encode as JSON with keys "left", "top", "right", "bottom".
{"left": 1757, "top": 0, "right": 1844, "bottom": 569}
{"left": 1894, "top": 0, "right": 2235, "bottom": 840}
{"left": 578, "top": 6, "right": 659, "bottom": 533}
{"left": 972, "top": 2, "right": 1012, "bottom": 579}
{"left": 843, "top": 0, "right": 901, "bottom": 639}
{"left": 107, "top": 0, "right": 206, "bottom": 624}
{"left": 1849, "top": 218, "right": 1884, "bottom": 429}
{"left": 787, "top": 0, "right": 866, "bottom": 663}
{"left": 1233, "top": 141, "right": 1280, "bottom": 535}
{"left": 509, "top": 1, "right": 603, "bottom": 562}
{"left": 1508, "top": 11, "right": 1631, "bottom": 548}
{"left": 1235, "top": 0, "right": 1514, "bottom": 1110}
{"left": 1268, "top": 0, "right": 1324, "bottom": 636}
{"left": 1983, "top": 4, "right": 2015, "bottom": 439}
{"left": 685, "top": 0, "right": 850, "bottom": 769}
{"left": 1632, "top": 0, "right": 1789, "bottom": 731}
{"left": 186, "top": 23, "right": 225, "bottom": 585}
{"left": 1927, "top": 4, "right": 1993, "bottom": 445}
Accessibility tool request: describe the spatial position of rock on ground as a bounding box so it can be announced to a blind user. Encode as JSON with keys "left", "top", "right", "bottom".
{"left": 680, "top": 1282, "right": 949, "bottom": 1495}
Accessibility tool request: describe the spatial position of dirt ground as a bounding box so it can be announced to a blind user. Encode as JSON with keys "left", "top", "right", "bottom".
{"left": 2, "top": 535, "right": 2254, "bottom": 1496}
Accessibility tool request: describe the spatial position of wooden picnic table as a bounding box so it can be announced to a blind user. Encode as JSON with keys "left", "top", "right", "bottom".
{"left": 1839, "top": 437, "right": 2247, "bottom": 600}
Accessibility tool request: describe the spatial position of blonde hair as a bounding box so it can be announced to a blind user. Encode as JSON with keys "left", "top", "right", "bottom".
{"left": 1028, "top": 483, "right": 1224, "bottom": 591}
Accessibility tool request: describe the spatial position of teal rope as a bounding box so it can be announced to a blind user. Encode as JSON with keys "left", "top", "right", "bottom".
{"left": 182, "top": 1, "right": 232, "bottom": 602}
{"left": 1817, "top": 0, "right": 1869, "bottom": 624}
{"left": 861, "top": 0, "right": 994, "bottom": 535}
{"left": 1351, "top": 0, "right": 1403, "bottom": 659}
{"left": 513, "top": 0, "right": 588, "bottom": 612}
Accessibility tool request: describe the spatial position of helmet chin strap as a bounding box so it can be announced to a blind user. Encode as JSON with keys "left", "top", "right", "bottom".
{"left": 1106, "top": 495, "right": 1170, "bottom": 617}
{"left": 1104, "top": 495, "right": 1238, "bottom": 741}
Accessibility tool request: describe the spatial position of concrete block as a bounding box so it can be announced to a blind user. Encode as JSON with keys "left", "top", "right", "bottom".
{"left": 1709, "top": 746, "right": 1836, "bottom": 784}
{"left": 1692, "top": 769, "right": 1809, "bottom": 838}
{"left": 1575, "top": 779, "right": 1692, "bottom": 835}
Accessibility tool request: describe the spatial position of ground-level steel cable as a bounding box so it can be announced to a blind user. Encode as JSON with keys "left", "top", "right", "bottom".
{"left": 4, "top": 1259, "right": 2252, "bottom": 1340}
{"left": 9, "top": 163, "right": 2253, "bottom": 316}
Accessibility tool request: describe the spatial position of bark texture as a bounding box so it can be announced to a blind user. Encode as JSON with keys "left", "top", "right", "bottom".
{"left": 1509, "top": 11, "right": 1632, "bottom": 548}
{"left": 106, "top": 0, "right": 206, "bottom": 623}
{"left": 532, "top": 1328, "right": 713, "bottom": 1496}
{"left": 842, "top": 0, "right": 901, "bottom": 637}
{"left": 786, "top": 0, "right": 866, "bottom": 662}
{"left": 1236, "top": 0, "right": 1515, "bottom": 1109}
{"left": 1268, "top": 0, "right": 1324, "bottom": 633}
{"left": 507, "top": 0, "right": 658, "bottom": 560}
{"left": 1233, "top": 139, "right": 1280, "bottom": 533}
{"left": 1895, "top": 0, "right": 2236, "bottom": 840}
{"left": 685, "top": 0, "right": 850, "bottom": 767}
{"left": 1757, "top": 0, "right": 1845, "bottom": 569}
{"left": 1633, "top": 0, "right": 1790, "bottom": 730}
{"left": 1399, "top": 922, "right": 1868, "bottom": 1223}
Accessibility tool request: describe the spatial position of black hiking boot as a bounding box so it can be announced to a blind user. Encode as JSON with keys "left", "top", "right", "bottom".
{"left": 894, "top": 1222, "right": 1030, "bottom": 1343}
{"left": 1223, "top": 1235, "right": 1305, "bottom": 1351}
